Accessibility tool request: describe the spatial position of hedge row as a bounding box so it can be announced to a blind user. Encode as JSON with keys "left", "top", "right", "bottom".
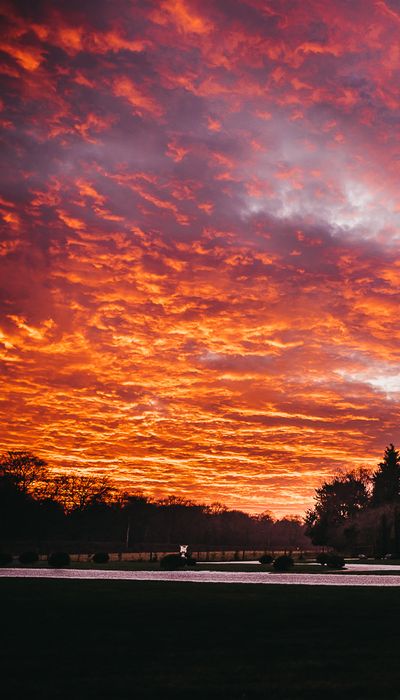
{"left": 0, "top": 551, "right": 112, "bottom": 567}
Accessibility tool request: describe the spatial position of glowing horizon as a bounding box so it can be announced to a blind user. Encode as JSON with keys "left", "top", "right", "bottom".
{"left": 1, "top": 0, "right": 400, "bottom": 516}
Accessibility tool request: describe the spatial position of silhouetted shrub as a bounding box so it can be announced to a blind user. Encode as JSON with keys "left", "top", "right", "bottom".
{"left": 0, "top": 552, "right": 13, "bottom": 566}
{"left": 326, "top": 554, "right": 345, "bottom": 569}
{"left": 160, "top": 554, "right": 186, "bottom": 570}
{"left": 185, "top": 557, "right": 197, "bottom": 566}
{"left": 273, "top": 555, "right": 294, "bottom": 571}
{"left": 48, "top": 552, "right": 70, "bottom": 568}
{"left": 316, "top": 553, "right": 329, "bottom": 566}
{"left": 92, "top": 552, "right": 110, "bottom": 564}
{"left": 259, "top": 554, "right": 273, "bottom": 564}
{"left": 19, "top": 551, "right": 39, "bottom": 564}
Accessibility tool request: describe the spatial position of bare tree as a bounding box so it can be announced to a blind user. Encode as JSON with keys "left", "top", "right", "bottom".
{"left": 0, "top": 450, "right": 48, "bottom": 494}
{"left": 41, "top": 474, "right": 112, "bottom": 512}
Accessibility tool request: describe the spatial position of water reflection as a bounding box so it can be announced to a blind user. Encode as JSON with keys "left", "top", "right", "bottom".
{"left": 3, "top": 567, "right": 400, "bottom": 586}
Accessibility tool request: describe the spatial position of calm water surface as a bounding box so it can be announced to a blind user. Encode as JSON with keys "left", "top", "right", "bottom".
{"left": 3, "top": 567, "right": 400, "bottom": 585}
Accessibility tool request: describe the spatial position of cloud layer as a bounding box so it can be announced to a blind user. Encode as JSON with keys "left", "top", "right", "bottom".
{"left": 1, "top": 0, "right": 400, "bottom": 515}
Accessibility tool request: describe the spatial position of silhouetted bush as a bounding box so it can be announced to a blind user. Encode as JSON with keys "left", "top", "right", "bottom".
{"left": 92, "top": 552, "right": 110, "bottom": 564}
{"left": 316, "top": 553, "right": 329, "bottom": 565}
{"left": 160, "top": 554, "right": 186, "bottom": 570}
{"left": 19, "top": 551, "right": 39, "bottom": 564}
{"left": 259, "top": 554, "right": 273, "bottom": 564}
{"left": 326, "top": 554, "right": 345, "bottom": 569}
{"left": 48, "top": 552, "right": 70, "bottom": 568}
{"left": 185, "top": 556, "right": 197, "bottom": 566}
{"left": 0, "top": 552, "right": 13, "bottom": 566}
{"left": 273, "top": 555, "right": 294, "bottom": 571}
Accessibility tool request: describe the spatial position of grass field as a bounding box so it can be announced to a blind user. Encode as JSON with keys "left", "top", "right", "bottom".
{"left": 2, "top": 579, "right": 400, "bottom": 699}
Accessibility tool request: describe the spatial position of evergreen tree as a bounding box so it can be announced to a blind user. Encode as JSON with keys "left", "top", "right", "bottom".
{"left": 372, "top": 444, "right": 400, "bottom": 506}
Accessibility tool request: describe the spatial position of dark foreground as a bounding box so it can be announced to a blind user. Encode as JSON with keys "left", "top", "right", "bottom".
{"left": 2, "top": 580, "right": 400, "bottom": 699}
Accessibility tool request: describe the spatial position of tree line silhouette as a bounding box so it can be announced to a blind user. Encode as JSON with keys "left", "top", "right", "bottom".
{"left": 306, "top": 444, "right": 400, "bottom": 556}
{"left": 4, "top": 445, "right": 397, "bottom": 554}
{"left": 0, "top": 450, "right": 309, "bottom": 551}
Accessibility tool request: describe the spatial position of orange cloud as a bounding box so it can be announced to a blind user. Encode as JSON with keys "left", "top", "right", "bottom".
{"left": 151, "top": 0, "right": 213, "bottom": 35}
{"left": 2, "top": 0, "right": 400, "bottom": 517}
{"left": 113, "top": 77, "right": 163, "bottom": 117}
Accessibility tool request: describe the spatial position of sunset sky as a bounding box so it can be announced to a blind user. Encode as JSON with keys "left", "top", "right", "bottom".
{"left": 1, "top": 0, "right": 400, "bottom": 516}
